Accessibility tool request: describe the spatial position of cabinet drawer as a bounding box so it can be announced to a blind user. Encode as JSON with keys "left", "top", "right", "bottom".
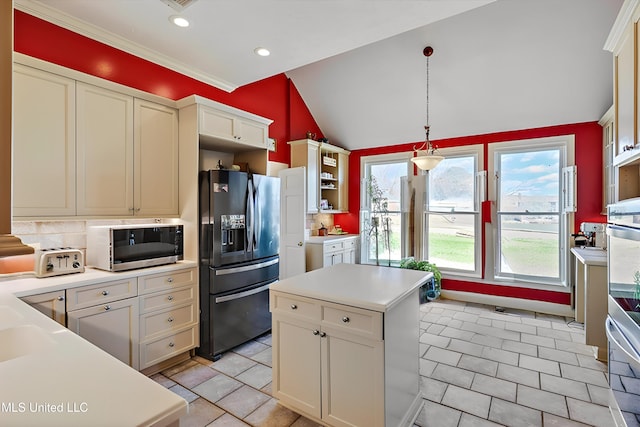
{"left": 140, "top": 303, "right": 196, "bottom": 340}
{"left": 322, "top": 304, "right": 383, "bottom": 340}
{"left": 324, "top": 241, "right": 344, "bottom": 253}
{"left": 343, "top": 238, "right": 357, "bottom": 249}
{"left": 140, "top": 326, "right": 197, "bottom": 369}
{"left": 270, "top": 292, "right": 321, "bottom": 321}
{"left": 66, "top": 278, "right": 137, "bottom": 310}
{"left": 138, "top": 268, "right": 196, "bottom": 294}
{"left": 139, "top": 284, "right": 195, "bottom": 314}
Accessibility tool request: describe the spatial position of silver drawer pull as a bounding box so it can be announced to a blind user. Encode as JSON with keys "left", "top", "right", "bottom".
{"left": 342, "top": 316, "right": 350, "bottom": 323}
{"left": 102, "top": 290, "right": 109, "bottom": 296}
{"left": 313, "top": 330, "right": 320, "bottom": 335}
{"left": 167, "top": 295, "right": 174, "bottom": 301}
{"left": 320, "top": 332, "right": 327, "bottom": 338}
{"left": 167, "top": 317, "right": 174, "bottom": 323}
{"left": 57, "top": 296, "right": 65, "bottom": 301}
{"left": 168, "top": 342, "right": 175, "bottom": 347}
{"left": 290, "top": 304, "right": 298, "bottom": 310}
{"left": 167, "top": 277, "right": 174, "bottom": 283}
{"left": 104, "top": 305, "right": 111, "bottom": 311}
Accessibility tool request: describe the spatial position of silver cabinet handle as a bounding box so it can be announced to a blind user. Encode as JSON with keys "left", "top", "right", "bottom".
{"left": 168, "top": 342, "right": 175, "bottom": 348}
{"left": 57, "top": 296, "right": 65, "bottom": 301}
{"left": 342, "top": 316, "right": 350, "bottom": 323}
{"left": 167, "top": 277, "right": 174, "bottom": 283}
{"left": 167, "top": 317, "right": 174, "bottom": 323}
{"left": 102, "top": 290, "right": 109, "bottom": 296}
{"left": 104, "top": 305, "right": 111, "bottom": 311}
{"left": 298, "top": 241, "right": 303, "bottom": 247}
{"left": 167, "top": 295, "right": 174, "bottom": 301}
{"left": 291, "top": 304, "right": 298, "bottom": 310}
{"left": 320, "top": 332, "right": 327, "bottom": 337}
{"left": 313, "top": 330, "right": 320, "bottom": 335}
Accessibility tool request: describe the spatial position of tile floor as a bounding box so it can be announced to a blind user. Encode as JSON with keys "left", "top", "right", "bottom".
{"left": 151, "top": 299, "right": 615, "bottom": 427}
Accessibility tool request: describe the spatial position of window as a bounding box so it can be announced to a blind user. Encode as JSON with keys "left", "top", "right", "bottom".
{"left": 489, "top": 136, "right": 575, "bottom": 287}
{"left": 422, "top": 145, "right": 483, "bottom": 277}
{"left": 360, "top": 153, "right": 412, "bottom": 266}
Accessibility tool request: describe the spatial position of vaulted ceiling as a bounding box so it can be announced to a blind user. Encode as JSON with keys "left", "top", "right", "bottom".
{"left": 17, "top": 0, "right": 623, "bottom": 151}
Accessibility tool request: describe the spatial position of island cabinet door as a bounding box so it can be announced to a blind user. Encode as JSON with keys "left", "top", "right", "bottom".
{"left": 272, "top": 314, "right": 322, "bottom": 418}
{"left": 321, "top": 327, "right": 385, "bottom": 427}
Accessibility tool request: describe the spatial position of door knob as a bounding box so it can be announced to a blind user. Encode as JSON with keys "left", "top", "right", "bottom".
{"left": 298, "top": 242, "right": 303, "bottom": 246}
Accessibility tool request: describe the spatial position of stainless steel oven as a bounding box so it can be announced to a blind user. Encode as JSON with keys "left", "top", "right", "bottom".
{"left": 607, "top": 199, "right": 640, "bottom": 427}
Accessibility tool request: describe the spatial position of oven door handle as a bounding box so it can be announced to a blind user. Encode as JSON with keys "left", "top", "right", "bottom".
{"left": 607, "top": 224, "right": 640, "bottom": 241}
{"left": 606, "top": 316, "right": 640, "bottom": 364}
{"left": 215, "top": 281, "right": 276, "bottom": 303}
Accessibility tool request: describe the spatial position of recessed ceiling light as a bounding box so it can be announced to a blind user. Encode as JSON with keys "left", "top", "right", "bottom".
{"left": 169, "top": 15, "right": 190, "bottom": 27}
{"left": 254, "top": 47, "right": 270, "bottom": 57}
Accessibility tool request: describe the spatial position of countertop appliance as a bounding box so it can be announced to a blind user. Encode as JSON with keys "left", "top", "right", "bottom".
{"left": 35, "top": 248, "right": 84, "bottom": 278}
{"left": 577, "top": 222, "right": 607, "bottom": 249}
{"left": 87, "top": 224, "right": 183, "bottom": 272}
{"left": 606, "top": 199, "right": 640, "bottom": 427}
{"left": 198, "top": 170, "right": 280, "bottom": 360}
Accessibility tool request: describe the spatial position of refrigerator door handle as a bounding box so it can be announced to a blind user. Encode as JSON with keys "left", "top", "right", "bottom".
{"left": 254, "top": 181, "right": 261, "bottom": 249}
{"left": 214, "top": 281, "right": 276, "bottom": 303}
{"left": 214, "top": 257, "right": 279, "bottom": 275}
{"left": 246, "top": 180, "right": 255, "bottom": 252}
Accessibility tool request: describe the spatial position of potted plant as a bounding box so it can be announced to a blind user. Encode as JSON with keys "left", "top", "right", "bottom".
{"left": 399, "top": 257, "right": 442, "bottom": 303}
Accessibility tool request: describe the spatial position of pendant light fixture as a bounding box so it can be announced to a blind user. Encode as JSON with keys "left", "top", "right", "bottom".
{"left": 411, "top": 46, "right": 444, "bottom": 171}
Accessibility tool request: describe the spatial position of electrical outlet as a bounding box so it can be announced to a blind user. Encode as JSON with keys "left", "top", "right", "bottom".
{"left": 268, "top": 138, "right": 276, "bottom": 152}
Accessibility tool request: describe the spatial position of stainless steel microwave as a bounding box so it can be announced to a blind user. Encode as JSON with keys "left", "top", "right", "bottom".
{"left": 87, "top": 224, "right": 183, "bottom": 271}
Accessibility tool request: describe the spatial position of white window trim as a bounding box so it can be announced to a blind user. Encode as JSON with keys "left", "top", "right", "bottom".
{"left": 420, "top": 144, "right": 484, "bottom": 278}
{"left": 487, "top": 135, "right": 576, "bottom": 288}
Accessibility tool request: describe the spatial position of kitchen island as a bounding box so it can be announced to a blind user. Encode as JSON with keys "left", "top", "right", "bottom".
{"left": 270, "top": 263, "right": 431, "bottom": 427}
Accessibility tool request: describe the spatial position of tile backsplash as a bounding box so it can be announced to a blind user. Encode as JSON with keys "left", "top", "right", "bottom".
{"left": 12, "top": 218, "right": 176, "bottom": 253}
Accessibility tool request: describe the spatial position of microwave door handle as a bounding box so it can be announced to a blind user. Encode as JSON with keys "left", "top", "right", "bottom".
{"left": 606, "top": 317, "right": 640, "bottom": 364}
{"left": 607, "top": 224, "right": 640, "bottom": 241}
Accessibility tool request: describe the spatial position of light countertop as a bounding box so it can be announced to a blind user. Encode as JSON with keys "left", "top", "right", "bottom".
{"left": 270, "top": 263, "right": 431, "bottom": 312}
{"left": 0, "top": 262, "right": 196, "bottom": 426}
{"left": 0, "top": 293, "right": 187, "bottom": 426}
{"left": 306, "top": 234, "right": 358, "bottom": 243}
{"left": 570, "top": 247, "right": 607, "bottom": 266}
{"left": 0, "top": 260, "right": 197, "bottom": 297}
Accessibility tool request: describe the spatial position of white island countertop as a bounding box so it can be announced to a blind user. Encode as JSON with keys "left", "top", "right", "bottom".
{"left": 570, "top": 247, "right": 607, "bottom": 266}
{"left": 271, "top": 263, "right": 432, "bottom": 312}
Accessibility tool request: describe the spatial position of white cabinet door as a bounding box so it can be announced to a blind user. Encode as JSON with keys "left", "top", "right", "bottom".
{"left": 20, "top": 291, "right": 66, "bottom": 326}
{"left": 67, "top": 296, "right": 139, "bottom": 370}
{"left": 272, "top": 314, "right": 322, "bottom": 418}
{"left": 321, "top": 327, "right": 384, "bottom": 427}
{"left": 76, "top": 83, "right": 134, "bottom": 216}
{"left": 279, "top": 167, "right": 307, "bottom": 279}
{"left": 199, "top": 106, "right": 267, "bottom": 149}
{"left": 13, "top": 65, "right": 76, "bottom": 216}
{"left": 134, "top": 99, "right": 179, "bottom": 216}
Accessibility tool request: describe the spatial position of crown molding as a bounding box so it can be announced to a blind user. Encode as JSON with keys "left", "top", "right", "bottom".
{"left": 604, "top": 0, "right": 640, "bottom": 52}
{"left": 14, "top": 0, "right": 238, "bottom": 93}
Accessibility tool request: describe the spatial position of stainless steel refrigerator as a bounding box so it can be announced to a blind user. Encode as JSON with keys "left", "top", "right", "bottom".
{"left": 198, "top": 170, "right": 280, "bottom": 360}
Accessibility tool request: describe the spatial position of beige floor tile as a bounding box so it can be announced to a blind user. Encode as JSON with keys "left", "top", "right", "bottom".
{"left": 537, "top": 346, "right": 579, "bottom": 366}
{"left": 206, "top": 413, "right": 250, "bottom": 426}
{"left": 420, "top": 376, "right": 448, "bottom": 403}
{"left": 496, "top": 363, "right": 540, "bottom": 388}
{"left": 192, "top": 374, "right": 244, "bottom": 403}
{"left": 504, "top": 321, "right": 537, "bottom": 335}
{"left": 481, "top": 346, "right": 519, "bottom": 366}
{"left": 458, "top": 412, "right": 505, "bottom": 427}
{"left": 170, "top": 383, "right": 200, "bottom": 403}
{"left": 212, "top": 352, "right": 257, "bottom": 377}
{"left": 180, "top": 398, "right": 225, "bottom": 427}
{"left": 420, "top": 331, "right": 451, "bottom": 348}
{"left": 415, "top": 399, "right": 462, "bottom": 427}
{"left": 521, "top": 333, "right": 556, "bottom": 349}
{"left": 519, "top": 354, "right": 561, "bottom": 376}
{"left": 441, "top": 325, "right": 476, "bottom": 341}
{"left": 216, "top": 385, "right": 271, "bottom": 419}
{"left": 537, "top": 327, "right": 573, "bottom": 342}
{"left": 251, "top": 347, "right": 273, "bottom": 367}
{"left": 243, "top": 398, "right": 300, "bottom": 427}
{"left": 442, "top": 385, "right": 491, "bottom": 419}
{"left": 431, "top": 363, "right": 475, "bottom": 388}
{"left": 542, "top": 413, "right": 590, "bottom": 426}
{"left": 516, "top": 385, "right": 568, "bottom": 418}
{"left": 171, "top": 363, "right": 219, "bottom": 389}
{"left": 586, "top": 384, "right": 611, "bottom": 406}
{"left": 150, "top": 373, "right": 176, "bottom": 388}
{"left": 235, "top": 363, "right": 272, "bottom": 390}
{"left": 488, "top": 398, "right": 542, "bottom": 427}
{"left": 566, "top": 397, "right": 616, "bottom": 427}
{"left": 559, "top": 364, "right": 609, "bottom": 388}
{"left": 501, "top": 339, "right": 538, "bottom": 357}
{"left": 233, "top": 340, "right": 270, "bottom": 358}
{"left": 424, "top": 346, "right": 462, "bottom": 366}
{"left": 419, "top": 358, "right": 437, "bottom": 377}
{"left": 458, "top": 354, "right": 498, "bottom": 376}
{"left": 539, "top": 373, "right": 590, "bottom": 401}
{"left": 470, "top": 373, "right": 517, "bottom": 402}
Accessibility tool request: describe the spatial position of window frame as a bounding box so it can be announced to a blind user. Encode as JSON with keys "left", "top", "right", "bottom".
{"left": 420, "top": 144, "right": 484, "bottom": 278}
{"left": 487, "top": 135, "right": 575, "bottom": 288}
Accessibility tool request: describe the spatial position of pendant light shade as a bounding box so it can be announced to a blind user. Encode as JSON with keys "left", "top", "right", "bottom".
{"left": 411, "top": 46, "right": 443, "bottom": 171}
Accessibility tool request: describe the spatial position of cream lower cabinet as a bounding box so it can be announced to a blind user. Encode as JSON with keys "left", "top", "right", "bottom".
{"left": 66, "top": 278, "right": 139, "bottom": 370}
{"left": 138, "top": 267, "right": 198, "bottom": 370}
{"left": 306, "top": 236, "right": 359, "bottom": 271}
{"left": 20, "top": 290, "right": 66, "bottom": 326}
{"left": 272, "top": 292, "right": 385, "bottom": 427}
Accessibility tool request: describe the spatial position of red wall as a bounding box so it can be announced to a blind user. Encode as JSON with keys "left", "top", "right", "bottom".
{"left": 15, "top": 11, "right": 605, "bottom": 305}
{"left": 335, "top": 122, "right": 606, "bottom": 305}
{"left": 13, "top": 10, "right": 322, "bottom": 166}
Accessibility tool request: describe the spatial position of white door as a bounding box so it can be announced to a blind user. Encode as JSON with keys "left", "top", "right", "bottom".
{"left": 279, "top": 167, "right": 306, "bottom": 279}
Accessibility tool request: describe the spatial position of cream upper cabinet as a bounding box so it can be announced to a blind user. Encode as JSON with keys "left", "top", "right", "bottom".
{"left": 288, "top": 139, "right": 320, "bottom": 213}
{"left": 134, "top": 99, "right": 179, "bottom": 216}
{"left": 198, "top": 102, "right": 269, "bottom": 150}
{"left": 76, "top": 83, "right": 134, "bottom": 216}
{"left": 76, "top": 83, "right": 179, "bottom": 216}
{"left": 13, "top": 65, "right": 76, "bottom": 216}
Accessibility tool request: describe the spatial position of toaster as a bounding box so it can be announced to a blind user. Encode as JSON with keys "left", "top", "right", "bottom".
{"left": 35, "top": 248, "right": 85, "bottom": 278}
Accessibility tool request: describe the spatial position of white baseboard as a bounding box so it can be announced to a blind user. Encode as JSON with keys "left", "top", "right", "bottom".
{"left": 441, "top": 290, "right": 575, "bottom": 317}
